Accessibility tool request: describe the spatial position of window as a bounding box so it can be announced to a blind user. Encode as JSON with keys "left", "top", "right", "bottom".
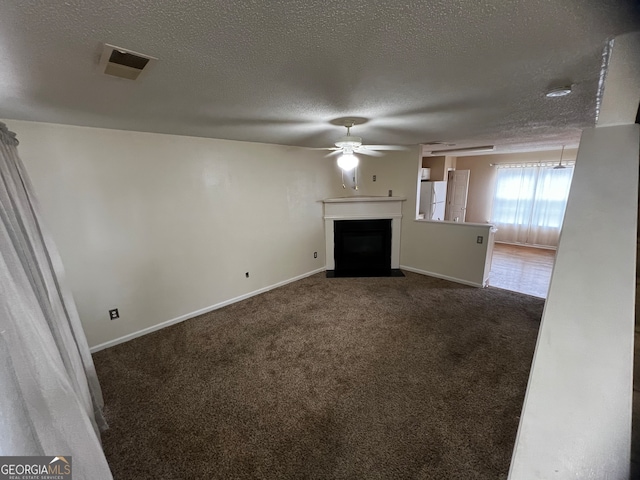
{"left": 491, "top": 162, "right": 574, "bottom": 247}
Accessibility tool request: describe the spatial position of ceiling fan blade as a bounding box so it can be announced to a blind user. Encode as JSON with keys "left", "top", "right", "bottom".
{"left": 356, "top": 148, "right": 384, "bottom": 157}
{"left": 360, "top": 145, "right": 408, "bottom": 151}
{"left": 325, "top": 150, "right": 343, "bottom": 157}
{"left": 310, "top": 147, "right": 339, "bottom": 151}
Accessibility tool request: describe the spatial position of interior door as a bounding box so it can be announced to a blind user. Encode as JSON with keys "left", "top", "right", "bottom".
{"left": 446, "top": 170, "right": 470, "bottom": 222}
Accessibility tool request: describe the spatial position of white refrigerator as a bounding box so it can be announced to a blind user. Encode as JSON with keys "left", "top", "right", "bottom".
{"left": 419, "top": 181, "right": 447, "bottom": 220}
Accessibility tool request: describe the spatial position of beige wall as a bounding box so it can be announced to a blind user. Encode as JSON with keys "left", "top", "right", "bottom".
{"left": 7, "top": 119, "right": 494, "bottom": 349}
{"left": 355, "top": 148, "right": 491, "bottom": 286}
{"left": 456, "top": 148, "right": 579, "bottom": 224}
{"left": 454, "top": 155, "right": 495, "bottom": 224}
{"left": 8, "top": 120, "right": 342, "bottom": 348}
{"left": 420, "top": 155, "right": 456, "bottom": 181}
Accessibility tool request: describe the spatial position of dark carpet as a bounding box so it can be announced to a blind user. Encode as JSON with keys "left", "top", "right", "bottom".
{"left": 93, "top": 271, "right": 543, "bottom": 479}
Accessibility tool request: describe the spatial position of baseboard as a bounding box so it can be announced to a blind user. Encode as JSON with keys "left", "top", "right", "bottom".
{"left": 89, "top": 267, "right": 327, "bottom": 353}
{"left": 495, "top": 241, "right": 557, "bottom": 251}
{"left": 399, "top": 265, "right": 484, "bottom": 288}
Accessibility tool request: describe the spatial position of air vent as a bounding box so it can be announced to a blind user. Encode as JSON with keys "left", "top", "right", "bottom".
{"left": 99, "top": 44, "right": 157, "bottom": 80}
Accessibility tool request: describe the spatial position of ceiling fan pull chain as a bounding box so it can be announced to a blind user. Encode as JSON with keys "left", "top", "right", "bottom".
{"left": 342, "top": 169, "right": 346, "bottom": 189}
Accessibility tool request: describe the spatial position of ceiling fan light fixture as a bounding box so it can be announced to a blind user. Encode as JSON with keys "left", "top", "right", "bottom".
{"left": 335, "top": 136, "right": 363, "bottom": 149}
{"left": 337, "top": 153, "right": 359, "bottom": 171}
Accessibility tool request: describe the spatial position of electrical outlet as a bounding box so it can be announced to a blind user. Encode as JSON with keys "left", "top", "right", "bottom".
{"left": 314, "top": 252, "right": 317, "bottom": 258}
{"left": 373, "top": 175, "right": 377, "bottom": 182}
{"left": 388, "top": 190, "right": 393, "bottom": 197}
{"left": 477, "top": 236, "right": 483, "bottom": 244}
{"left": 245, "top": 272, "right": 249, "bottom": 278}
{"left": 109, "top": 308, "right": 119, "bottom": 320}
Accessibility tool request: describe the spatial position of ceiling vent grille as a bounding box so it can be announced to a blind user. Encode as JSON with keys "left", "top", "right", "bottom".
{"left": 99, "top": 44, "right": 157, "bottom": 80}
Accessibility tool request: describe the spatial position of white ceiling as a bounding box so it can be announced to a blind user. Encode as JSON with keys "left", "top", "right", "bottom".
{"left": 0, "top": 1, "right": 638, "bottom": 152}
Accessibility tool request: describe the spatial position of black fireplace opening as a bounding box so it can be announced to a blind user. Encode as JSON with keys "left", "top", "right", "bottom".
{"left": 332, "top": 219, "right": 393, "bottom": 277}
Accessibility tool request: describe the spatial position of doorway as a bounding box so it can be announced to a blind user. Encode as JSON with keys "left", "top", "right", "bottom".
{"left": 445, "top": 169, "right": 470, "bottom": 222}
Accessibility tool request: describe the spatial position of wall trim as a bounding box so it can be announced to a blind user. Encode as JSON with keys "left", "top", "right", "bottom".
{"left": 89, "top": 267, "right": 326, "bottom": 353}
{"left": 399, "top": 265, "right": 484, "bottom": 288}
{"left": 494, "top": 240, "right": 557, "bottom": 251}
{"left": 323, "top": 213, "right": 403, "bottom": 220}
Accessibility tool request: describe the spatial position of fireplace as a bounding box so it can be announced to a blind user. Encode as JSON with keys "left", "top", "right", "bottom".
{"left": 323, "top": 196, "right": 406, "bottom": 278}
{"left": 334, "top": 219, "right": 392, "bottom": 277}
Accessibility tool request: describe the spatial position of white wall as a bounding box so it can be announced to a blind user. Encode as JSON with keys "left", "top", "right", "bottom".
{"left": 509, "top": 124, "right": 639, "bottom": 479}
{"left": 7, "top": 120, "right": 341, "bottom": 348}
{"left": 509, "top": 31, "right": 640, "bottom": 479}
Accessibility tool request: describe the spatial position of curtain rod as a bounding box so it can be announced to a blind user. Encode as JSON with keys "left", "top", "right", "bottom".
{"left": 489, "top": 160, "right": 576, "bottom": 167}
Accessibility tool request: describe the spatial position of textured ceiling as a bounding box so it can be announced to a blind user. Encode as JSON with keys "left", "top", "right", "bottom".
{"left": 0, "top": 1, "right": 638, "bottom": 152}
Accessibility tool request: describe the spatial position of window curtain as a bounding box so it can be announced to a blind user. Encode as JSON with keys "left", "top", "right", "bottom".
{"left": 0, "top": 123, "right": 113, "bottom": 478}
{"left": 491, "top": 162, "right": 574, "bottom": 247}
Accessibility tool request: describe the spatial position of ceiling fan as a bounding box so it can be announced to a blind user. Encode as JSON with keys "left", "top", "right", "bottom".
{"left": 317, "top": 122, "right": 406, "bottom": 171}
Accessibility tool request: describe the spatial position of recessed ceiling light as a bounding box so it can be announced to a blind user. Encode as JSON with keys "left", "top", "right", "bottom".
{"left": 545, "top": 86, "right": 572, "bottom": 98}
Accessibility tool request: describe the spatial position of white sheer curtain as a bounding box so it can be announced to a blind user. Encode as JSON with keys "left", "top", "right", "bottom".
{"left": 0, "top": 123, "right": 113, "bottom": 478}
{"left": 491, "top": 162, "right": 574, "bottom": 247}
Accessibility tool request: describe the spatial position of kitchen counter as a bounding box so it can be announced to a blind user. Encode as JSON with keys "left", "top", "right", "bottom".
{"left": 414, "top": 218, "right": 496, "bottom": 229}
{"left": 323, "top": 196, "right": 406, "bottom": 203}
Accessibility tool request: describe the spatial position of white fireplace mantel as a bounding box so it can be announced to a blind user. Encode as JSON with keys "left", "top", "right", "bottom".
{"left": 322, "top": 196, "right": 406, "bottom": 270}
